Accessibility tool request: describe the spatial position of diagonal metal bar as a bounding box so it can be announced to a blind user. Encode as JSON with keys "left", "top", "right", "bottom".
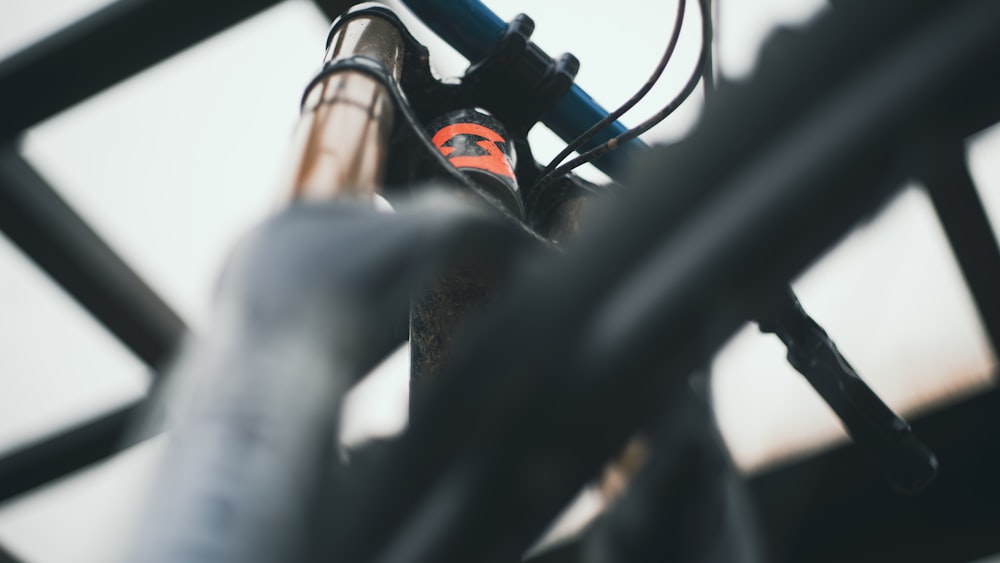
{"left": 0, "top": 148, "right": 185, "bottom": 368}
{"left": 0, "top": 0, "right": 281, "bottom": 141}
{"left": 0, "top": 149, "right": 177, "bottom": 504}
{"left": 921, "top": 138, "right": 1000, "bottom": 357}
{"left": 0, "top": 544, "right": 24, "bottom": 563}
{"left": 0, "top": 402, "right": 145, "bottom": 505}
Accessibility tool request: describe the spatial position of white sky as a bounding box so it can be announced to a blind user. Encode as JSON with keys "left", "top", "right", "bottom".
{"left": 0, "top": 0, "right": 997, "bottom": 561}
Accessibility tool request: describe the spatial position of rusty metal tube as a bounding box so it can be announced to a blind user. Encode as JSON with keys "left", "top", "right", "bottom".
{"left": 285, "top": 15, "right": 404, "bottom": 201}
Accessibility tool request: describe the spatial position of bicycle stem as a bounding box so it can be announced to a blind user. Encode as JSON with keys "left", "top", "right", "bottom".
{"left": 400, "top": 0, "right": 648, "bottom": 178}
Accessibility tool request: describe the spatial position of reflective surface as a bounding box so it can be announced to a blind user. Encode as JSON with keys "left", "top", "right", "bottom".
{"left": 287, "top": 15, "right": 403, "bottom": 201}
{"left": 288, "top": 73, "right": 395, "bottom": 200}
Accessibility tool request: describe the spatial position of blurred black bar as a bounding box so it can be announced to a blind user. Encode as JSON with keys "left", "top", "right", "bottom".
{"left": 0, "top": 402, "right": 140, "bottom": 504}
{"left": 583, "top": 385, "right": 760, "bottom": 563}
{"left": 0, "top": 149, "right": 185, "bottom": 368}
{"left": 0, "top": 0, "right": 281, "bottom": 141}
{"left": 922, "top": 139, "right": 1000, "bottom": 357}
{"left": 0, "top": 544, "right": 24, "bottom": 563}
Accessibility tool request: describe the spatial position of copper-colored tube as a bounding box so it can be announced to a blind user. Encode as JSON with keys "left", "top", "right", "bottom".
{"left": 285, "top": 15, "right": 404, "bottom": 202}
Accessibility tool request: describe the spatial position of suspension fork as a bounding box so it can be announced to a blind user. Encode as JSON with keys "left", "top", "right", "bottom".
{"left": 286, "top": 10, "right": 404, "bottom": 201}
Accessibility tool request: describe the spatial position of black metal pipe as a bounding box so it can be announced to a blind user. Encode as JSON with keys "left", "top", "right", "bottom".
{"left": 0, "top": 0, "right": 283, "bottom": 141}
{"left": 920, "top": 138, "right": 1000, "bottom": 359}
{"left": 0, "top": 149, "right": 185, "bottom": 368}
{"left": 0, "top": 148, "right": 178, "bottom": 503}
{"left": 0, "top": 544, "right": 24, "bottom": 563}
{"left": 0, "top": 402, "right": 143, "bottom": 504}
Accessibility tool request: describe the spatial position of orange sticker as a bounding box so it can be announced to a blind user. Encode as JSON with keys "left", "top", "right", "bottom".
{"left": 432, "top": 123, "right": 515, "bottom": 179}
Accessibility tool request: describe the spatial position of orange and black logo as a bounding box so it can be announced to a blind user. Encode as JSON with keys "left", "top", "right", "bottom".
{"left": 432, "top": 122, "right": 515, "bottom": 180}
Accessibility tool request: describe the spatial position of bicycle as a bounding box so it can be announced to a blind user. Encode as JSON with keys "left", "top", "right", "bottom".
{"left": 3, "top": 0, "right": 1000, "bottom": 561}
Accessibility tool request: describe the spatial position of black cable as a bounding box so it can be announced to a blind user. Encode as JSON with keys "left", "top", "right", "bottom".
{"left": 534, "top": 0, "right": 687, "bottom": 185}
{"left": 701, "top": 0, "right": 715, "bottom": 96}
{"left": 536, "top": 0, "right": 711, "bottom": 186}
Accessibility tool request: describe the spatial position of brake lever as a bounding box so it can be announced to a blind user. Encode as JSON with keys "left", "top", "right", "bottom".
{"left": 756, "top": 287, "right": 938, "bottom": 494}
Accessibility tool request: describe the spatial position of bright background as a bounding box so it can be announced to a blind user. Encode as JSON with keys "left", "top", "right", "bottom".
{"left": 0, "top": 0, "right": 997, "bottom": 561}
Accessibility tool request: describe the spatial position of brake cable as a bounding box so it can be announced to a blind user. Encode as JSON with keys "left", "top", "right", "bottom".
{"left": 536, "top": 0, "right": 688, "bottom": 183}
{"left": 534, "top": 0, "right": 710, "bottom": 189}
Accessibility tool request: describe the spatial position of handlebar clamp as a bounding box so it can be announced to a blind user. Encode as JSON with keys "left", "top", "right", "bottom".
{"left": 463, "top": 14, "right": 580, "bottom": 137}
